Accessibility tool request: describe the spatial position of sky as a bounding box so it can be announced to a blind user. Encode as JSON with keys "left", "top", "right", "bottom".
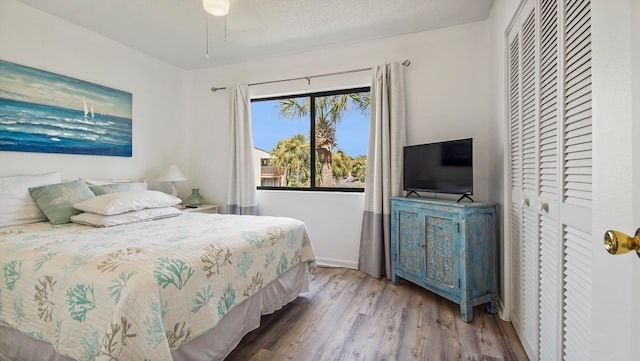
{"left": 0, "top": 59, "right": 132, "bottom": 119}
{"left": 251, "top": 99, "right": 369, "bottom": 157}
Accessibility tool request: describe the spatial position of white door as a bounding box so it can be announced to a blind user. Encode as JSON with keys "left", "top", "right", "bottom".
{"left": 507, "top": 1, "right": 594, "bottom": 359}
{"left": 507, "top": 2, "right": 540, "bottom": 358}
{"left": 507, "top": 1, "right": 638, "bottom": 360}
{"left": 590, "top": 1, "right": 639, "bottom": 360}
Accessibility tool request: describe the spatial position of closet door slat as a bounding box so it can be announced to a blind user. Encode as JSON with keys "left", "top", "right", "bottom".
{"left": 509, "top": 35, "right": 522, "bottom": 190}
{"left": 563, "top": 0, "right": 592, "bottom": 208}
{"left": 521, "top": 10, "right": 538, "bottom": 194}
{"left": 562, "top": 224, "right": 592, "bottom": 360}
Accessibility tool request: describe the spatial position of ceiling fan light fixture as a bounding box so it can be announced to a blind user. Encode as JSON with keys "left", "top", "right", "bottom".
{"left": 202, "top": 0, "right": 229, "bottom": 16}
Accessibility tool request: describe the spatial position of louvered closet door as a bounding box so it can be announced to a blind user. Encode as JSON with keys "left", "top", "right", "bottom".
{"left": 537, "top": 0, "right": 561, "bottom": 360}
{"left": 507, "top": 0, "right": 592, "bottom": 360}
{"left": 507, "top": 24, "right": 524, "bottom": 357}
{"left": 520, "top": 4, "right": 541, "bottom": 360}
{"left": 558, "top": 0, "right": 593, "bottom": 359}
{"left": 507, "top": 1, "right": 539, "bottom": 359}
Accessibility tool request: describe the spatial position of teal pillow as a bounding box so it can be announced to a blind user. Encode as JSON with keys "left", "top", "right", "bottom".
{"left": 29, "top": 180, "right": 95, "bottom": 225}
{"left": 89, "top": 182, "right": 147, "bottom": 196}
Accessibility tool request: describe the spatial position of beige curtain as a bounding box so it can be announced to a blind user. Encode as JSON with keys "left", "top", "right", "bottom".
{"left": 358, "top": 62, "right": 406, "bottom": 279}
{"left": 226, "top": 84, "right": 257, "bottom": 215}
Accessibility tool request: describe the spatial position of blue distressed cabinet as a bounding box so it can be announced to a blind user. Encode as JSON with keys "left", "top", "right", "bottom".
{"left": 390, "top": 197, "right": 497, "bottom": 322}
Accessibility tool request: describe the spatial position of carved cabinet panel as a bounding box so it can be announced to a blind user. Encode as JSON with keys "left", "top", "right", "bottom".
{"left": 425, "top": 215, "right": 455, "bottom": 288}
{"left": 397, "top": 210, "right": 422, "bottom": 275}
{"left": 391, "top": 197, "right": 497, "bottom": 322}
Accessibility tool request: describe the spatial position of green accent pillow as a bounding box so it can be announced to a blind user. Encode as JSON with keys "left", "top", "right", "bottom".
{"left": 89, "top": 182, "right": 147, "bottom": 196}
{"left": 29, "top": 180, "right": 95, "bottom": 225}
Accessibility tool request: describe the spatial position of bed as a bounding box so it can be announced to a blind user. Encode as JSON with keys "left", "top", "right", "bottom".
{"left": 0, "top": 173, "right": 316, "bottom": 361}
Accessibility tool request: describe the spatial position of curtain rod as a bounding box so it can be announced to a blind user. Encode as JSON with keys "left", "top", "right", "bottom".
{"left": 210, "top": 59, "right": 411, "bottom": 92}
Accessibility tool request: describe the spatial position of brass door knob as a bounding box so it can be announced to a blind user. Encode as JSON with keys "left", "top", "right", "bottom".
{"left": 604, "top": 228, "right": 640, "bottom": 258}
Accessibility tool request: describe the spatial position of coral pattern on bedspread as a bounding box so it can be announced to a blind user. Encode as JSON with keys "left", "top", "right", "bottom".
{"left": 0, "top": 213, "right": 316, "bottom": 361}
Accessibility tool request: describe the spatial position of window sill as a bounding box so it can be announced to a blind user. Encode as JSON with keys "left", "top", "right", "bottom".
{"left": 256, "top": 186, "right": 364, "bottom": 193}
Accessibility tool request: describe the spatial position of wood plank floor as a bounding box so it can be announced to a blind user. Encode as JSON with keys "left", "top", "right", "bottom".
{"left": 225, "top": 267, "right": 529, "bottom": 361}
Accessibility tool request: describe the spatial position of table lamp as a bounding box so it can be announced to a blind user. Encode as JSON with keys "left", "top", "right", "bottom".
{"left": 158, "top": 164, "right": 186, "bottom": 197}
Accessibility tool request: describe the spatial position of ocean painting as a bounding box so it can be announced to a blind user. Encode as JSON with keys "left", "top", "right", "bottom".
{"left": 0, "top": 60, "right": 132, "bottom": 157}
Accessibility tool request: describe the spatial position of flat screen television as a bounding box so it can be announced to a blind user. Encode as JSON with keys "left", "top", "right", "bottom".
{"left": 403, "top": 138, "right": 473, "bottom": 201}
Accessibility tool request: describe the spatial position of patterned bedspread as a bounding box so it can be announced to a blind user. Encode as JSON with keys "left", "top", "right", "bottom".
{"left": 0, "top": 213, "right": 316, "bottom": 361}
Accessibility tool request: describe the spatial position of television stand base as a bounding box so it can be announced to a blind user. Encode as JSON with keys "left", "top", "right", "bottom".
{"left": 406, "top": 191, "right": 421, "bottom": 198}
{"left": 457, "top": 194, "right": 474, "bottom": 203}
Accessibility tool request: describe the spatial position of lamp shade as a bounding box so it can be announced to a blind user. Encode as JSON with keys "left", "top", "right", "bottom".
{"left": 158, "top": 164, "right": 187, "bottom": 182}
{"left": 203, "top": 0, "right": 229, "bottom": 16}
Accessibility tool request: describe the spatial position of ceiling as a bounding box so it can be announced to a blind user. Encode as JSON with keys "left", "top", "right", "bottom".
{"left": 18, "top": 0, "right": 495, "bottom": 70}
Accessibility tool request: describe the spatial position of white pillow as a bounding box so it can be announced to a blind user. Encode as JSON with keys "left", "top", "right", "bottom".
{"left": 70, "top": 206, "right": 181, "bottom": 227}
{"left": 73, "top": 190, "right": 181, "bottom": 215}
{"left": 0, "top": 171, "right": 62, "bottom": 227}
{"left": 89, "top": 182, "right": 148, "bottom": 195}
{"left": 82, "top": 178, "right": 133, "bottom": 185}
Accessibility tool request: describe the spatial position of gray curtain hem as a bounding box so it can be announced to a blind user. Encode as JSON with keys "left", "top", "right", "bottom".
{"left": 225, "top": 204, "right": 258, "bottom": 216}
{"left": 358, "top": 210, "right": 391, "bottom": 280}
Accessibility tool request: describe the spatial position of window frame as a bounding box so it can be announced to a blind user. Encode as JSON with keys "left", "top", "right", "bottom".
{"left": 252, "top": 86, "right": 371, "bottom": 193}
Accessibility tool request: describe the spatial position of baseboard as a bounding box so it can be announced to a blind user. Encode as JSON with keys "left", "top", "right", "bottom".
{"left": 315, "top": 256, "right": 358, "bottom": 269}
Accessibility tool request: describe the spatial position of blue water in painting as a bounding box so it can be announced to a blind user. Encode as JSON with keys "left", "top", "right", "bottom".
{"left": 0, "top": 98, "right": 132, "bottom": 157}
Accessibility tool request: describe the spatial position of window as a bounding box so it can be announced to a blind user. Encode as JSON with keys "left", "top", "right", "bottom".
{"left": 252, "top": 87, "right": 370, "bottom": 191}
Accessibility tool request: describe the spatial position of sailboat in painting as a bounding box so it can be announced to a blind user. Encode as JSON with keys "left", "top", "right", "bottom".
{"left": 83, "top": 96, "right": 89, "bottom": 119}
{"left": 83, "top": 97, "right": 95, "bottom": 119}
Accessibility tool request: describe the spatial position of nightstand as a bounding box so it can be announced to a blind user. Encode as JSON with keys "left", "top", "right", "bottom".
{"left": 175, "top": 204, "right": 219, "bottom": 214}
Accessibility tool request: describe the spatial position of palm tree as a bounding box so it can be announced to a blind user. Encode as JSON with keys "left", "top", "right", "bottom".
{"left": 331, "top": 149, "right": 353, "bottom": 181}
{"left": 270, "top": 134, "right": 310, "bottom": 186}
{"left": 278, "top": 93, "right": 369, "bottom": 186}
{"left": 352, "top": 155, "right": 367, "bottom": 182}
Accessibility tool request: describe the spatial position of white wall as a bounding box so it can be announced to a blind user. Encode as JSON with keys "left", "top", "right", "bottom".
{"left": 258, "top": 191, "right": 364, "bottom": 268}
{"left": 187, "top": 21, "right": 494, "bottom": 268}
{"left": 0, "top": 0, "right": 189, "bottom": 196}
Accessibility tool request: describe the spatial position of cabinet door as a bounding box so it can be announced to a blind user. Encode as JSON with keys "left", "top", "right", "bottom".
{"left": 423, "top": 210, "right": 458, "bottom": 297}
{"left": 395, "top": 207, "right": 424, "bottom": 281}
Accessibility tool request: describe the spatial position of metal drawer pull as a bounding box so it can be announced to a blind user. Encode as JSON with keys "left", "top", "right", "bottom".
{"left": 604, "top": 228, "right": 640, "bottom": 258}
